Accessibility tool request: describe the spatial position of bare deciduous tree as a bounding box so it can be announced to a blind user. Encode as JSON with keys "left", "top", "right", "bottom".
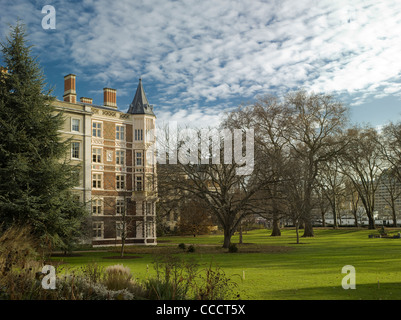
{"left": 224, "top": 97, "right": 289, "bottom": 236}
{"left": 178, "top": 199, "right": 214, "bottom": 236}
{"left": 225, "top": 91, "right": 348, "bottom": 238}
{"left": 279, "top": 90, "right": 349, "bottom": 237}
{"left": 157, "top": 123, "right": 270, "bottom": 248}
{"left": 317, "top": 159, "right": 346, "bottom": 229}
{"left": 339, "top": 126, "right": 383, "bottom": 229}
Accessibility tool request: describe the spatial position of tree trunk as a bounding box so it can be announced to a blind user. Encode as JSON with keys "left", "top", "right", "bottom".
{"left": 332, "top": 204, "right": 338, "bottom": 229}
{"left": 321, "top": 211, "right": 326, "bottom": 227}
{"left": 270, "top": 216, "right": 281, "bottom": 236}
{"left": 120, "top": 239, "right": 125, "bottom": 258}
{"left": 223, "top": 229, "right": 232, "bottom": 248}
{"left": 295, "top": 223, "right": 300, "bottom": 244}
{"left": 367, "top": 214, "right": 375, "bottom": 230}
{"left": 392, "top": 207, "right": 397, "bottom": 227}
{"left": 354, "top": 214, "right": 359, "bottom": 228}
{"left": 302, "top": 220, "right": 314, "bottom": 237}
{"left": 239, "top": 224, "right": 243, "bottom": 244}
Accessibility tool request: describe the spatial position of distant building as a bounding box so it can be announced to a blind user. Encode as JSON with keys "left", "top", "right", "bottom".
{"left": 374, "top": 170, "right": 401, "bottom": 225}
{"left": 54, "top": 74, "right": 158, "bottom": 246}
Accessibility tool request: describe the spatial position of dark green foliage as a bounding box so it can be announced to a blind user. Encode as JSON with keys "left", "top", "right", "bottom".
{"left": 178, "top": 243, "right": 186, "bottom": 250}
{"left": 0, "top": 23, "right": 88, "bottom": 250}
{"left": 187, "top": 245, "right": 195, "bottom": 253}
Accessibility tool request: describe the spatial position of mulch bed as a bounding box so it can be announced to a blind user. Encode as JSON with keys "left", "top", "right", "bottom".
{"left": 51, "top": 253, "right": 83, "bottom": 257}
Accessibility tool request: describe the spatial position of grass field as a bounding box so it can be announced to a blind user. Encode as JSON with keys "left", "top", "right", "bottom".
{"left": 50, "top": 228, "right": 401, "bottom": 300}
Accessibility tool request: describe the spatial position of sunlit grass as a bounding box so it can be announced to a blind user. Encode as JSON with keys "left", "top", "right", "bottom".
{"left": 50, "top": 227, "right": 401, "bottom": 300}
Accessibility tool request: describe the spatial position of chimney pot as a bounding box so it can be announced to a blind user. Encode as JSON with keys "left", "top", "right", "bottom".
{"left": 80, "top": 97, "right": 93, "bottom": 104}
{"left": 63, "top": 74, "right": 77, "bottom": 103}
{"left": 103, "top": 87, "right": 117, "bottom": 108}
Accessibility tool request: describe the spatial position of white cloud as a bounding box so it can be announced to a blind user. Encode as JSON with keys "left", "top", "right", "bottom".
{"left": 2, "top": 0, "right": 401, "bottom": 127}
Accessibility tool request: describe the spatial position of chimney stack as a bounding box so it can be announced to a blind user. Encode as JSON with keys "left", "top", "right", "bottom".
{"left": 63, "top": 74, "right": 77, "bottom": 103}
{"left": 103, "top": 88, "right": 117, "bottom": 108}
{"left": 80, "top": 97, "right": 93, "bottom": 104}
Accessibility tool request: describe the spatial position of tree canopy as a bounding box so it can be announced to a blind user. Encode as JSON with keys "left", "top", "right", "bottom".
{"left": 0, "top": 23, "right": 88, "bottom": 250}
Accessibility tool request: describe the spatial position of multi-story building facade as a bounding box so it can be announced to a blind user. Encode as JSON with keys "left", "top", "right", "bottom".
{"left": 374, "top": 170, "right": 401, "bottom": 225}
{"left": 54, "top": 74, "right": 157, "bottom": 246}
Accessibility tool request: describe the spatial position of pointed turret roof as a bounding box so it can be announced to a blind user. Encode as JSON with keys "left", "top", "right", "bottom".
{"left": 127, "top": 78, "right": 155, "bottom": 116}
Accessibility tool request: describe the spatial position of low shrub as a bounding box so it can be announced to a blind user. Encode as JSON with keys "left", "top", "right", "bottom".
{"left": 0, "top": 226, "right": 51, "bottom": 300}
{"left": 0, "top": 228, "right": 240, "bottom": 301}
{"left": 144, "top": 255, "right": 199, "bottom": 300}
{"left": 103, "top": 264, "right": 132, "bottom": 291}
{"left": 178, "top": 243, "right": 186, "bottom": 250}
{"left": 194, "top": 263, "right": 240, "bottom": 300}
{"left": 57, "top": 274, "right": 134, "bottom": 300}
{"left": 0, "top": 226, "right": 41, "bottom": 276}
{"left": 79, "top": 262, "right": 104, "bottom": 284}
{"left": 0, "top": 262, "right": 56, "bottom": 300}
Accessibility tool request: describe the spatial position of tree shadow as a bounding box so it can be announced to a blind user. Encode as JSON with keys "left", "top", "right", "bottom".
{"left": 265, "top": 282, "right": 401, "bottom": 300}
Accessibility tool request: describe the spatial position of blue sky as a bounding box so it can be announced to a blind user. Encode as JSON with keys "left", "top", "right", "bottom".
{"left": 1, "top": 0, "right": 401, "bottom": 128}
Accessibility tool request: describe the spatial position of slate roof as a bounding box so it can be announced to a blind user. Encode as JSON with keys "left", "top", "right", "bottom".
{"left": 127, "top": 78, "right": 155, "bottom": 116}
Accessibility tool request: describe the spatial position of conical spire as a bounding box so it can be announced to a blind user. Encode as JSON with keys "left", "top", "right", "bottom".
{"left": 127, "top": 78, "right": 155, "bottom": 115}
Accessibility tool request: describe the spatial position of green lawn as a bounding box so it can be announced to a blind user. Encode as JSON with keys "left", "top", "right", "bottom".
{"left": 51, "top": 228, "right": 401, "bottom": 300}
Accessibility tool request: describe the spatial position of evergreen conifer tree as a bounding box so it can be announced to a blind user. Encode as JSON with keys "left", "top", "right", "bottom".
{"left": 0, "top": 23, "right": 88, "bottom": 251}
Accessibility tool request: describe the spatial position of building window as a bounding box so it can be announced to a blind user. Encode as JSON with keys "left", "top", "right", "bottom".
{"left": 92, "top": 121, "right": 102, "bottom": 137}
{"left": 116, "top": 221, "right": 126, "bottom": 239}
{"left": 136, "top": 176, "right": 142, "bottom": 191}
{"left": 134, "top": 129, "right": 143, "bottom": 141}
{"left": 92, "top": 199, "right": 102, "bottom": 215}
{"left": 116, "top": 150, "right": 125, "bottom": 165}
{"left": 146, "top": 202, "right": 153, "bottom": 216}
{"left": 93, "top": 222, "right": 104, "bottom": 239}
{"left": 116, "top": 125, "right": 125, "bottom": 140}
{"left": 92, "top": 148, "right": 102, "bottom": 163}
{"left": 92, "top": 173, "right": 102, "bottom": 189}
{"left": 136, "top": 152, "right": 142, "bottom": 166}
{"left": 116, "top": 199, "right": 125, "bottom": 215}
{"left": 71, "top": 142, "right": 80, "bottom": 159}
{"left": 71, "top": 118, "right": 80, "bottom": 132}
{"left": 116, "top": 175, "right": 125, "bottom": 190}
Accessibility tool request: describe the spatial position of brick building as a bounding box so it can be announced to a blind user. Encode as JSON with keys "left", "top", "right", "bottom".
{"left": 54, "top": 74, "right": 157, "bottom": 246}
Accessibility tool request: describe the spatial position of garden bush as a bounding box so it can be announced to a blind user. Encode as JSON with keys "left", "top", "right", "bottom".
{"left": 0, "top": 228, "right": 240, "bottom": 300}
{"left": 56, "top": 273, "right": 135, "bottom": 300}
{"left": 144, "top": 255, "right": 198, "bottom": 300}
{"left": 103, "top": 264, "right": 132, "bottom": 291}
{"left": 0, "top": 226, "right": 42, "bottom": 276}
{"left": 194, "top": 263, "right": 240, "bottom": 300}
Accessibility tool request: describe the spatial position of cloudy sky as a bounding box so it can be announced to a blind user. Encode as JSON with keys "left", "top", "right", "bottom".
{"left": 1, "top": 0, "right": 401, "bottom": 128}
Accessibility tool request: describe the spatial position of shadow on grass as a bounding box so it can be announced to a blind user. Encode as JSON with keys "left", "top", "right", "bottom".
{"left": 266, "top": 282, "right": 401, "bottom": 300}
{"left": 103, "top": 255, "right": 143, "bottom": 260}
